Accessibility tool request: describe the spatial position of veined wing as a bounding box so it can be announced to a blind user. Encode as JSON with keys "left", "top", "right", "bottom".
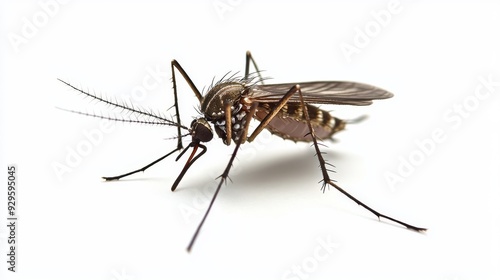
{"left": 248, "top": 81, "right": 393, "bottom": 106}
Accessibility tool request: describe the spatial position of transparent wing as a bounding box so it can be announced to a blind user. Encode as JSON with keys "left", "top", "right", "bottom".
{"left": 248, "top": 81, "right": 393, "bottom": 106}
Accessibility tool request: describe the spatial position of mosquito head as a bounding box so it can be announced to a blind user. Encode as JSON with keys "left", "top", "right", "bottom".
{"left": 190, "top": 118, "right": 213, "bottom": 143}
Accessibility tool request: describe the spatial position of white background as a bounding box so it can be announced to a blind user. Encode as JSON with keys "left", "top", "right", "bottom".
{"left": 1, "top": 1, "right": 500, "bottom": 279}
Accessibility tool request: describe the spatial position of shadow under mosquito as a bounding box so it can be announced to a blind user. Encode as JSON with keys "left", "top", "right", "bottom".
{"left": 232, "top": 150, "right": 347, "bottom": 191}
{"left": 184, "top": 144, "right": 362, "bottom": 196}
{"left": 98, "top": 142, "right": 363, "bottom": 199}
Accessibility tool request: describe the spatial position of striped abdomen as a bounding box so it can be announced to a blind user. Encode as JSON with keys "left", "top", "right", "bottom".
{"left": 254, "top": 103, "right": 345, "bottom": 142}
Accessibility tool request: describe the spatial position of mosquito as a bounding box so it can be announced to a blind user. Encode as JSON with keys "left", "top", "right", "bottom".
{"left": 58, "top": 51, "right": 426, "bottom": 252}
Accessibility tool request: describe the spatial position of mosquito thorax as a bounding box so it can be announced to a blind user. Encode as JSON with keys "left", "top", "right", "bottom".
{"left": 190, "top": 118, "right": 213, "bottom": 143}
{"left": 200, "top": 82, "right": 251, "bottom": 145}
{"left": 200, "top": 82, "right": 245, "bottom": 116}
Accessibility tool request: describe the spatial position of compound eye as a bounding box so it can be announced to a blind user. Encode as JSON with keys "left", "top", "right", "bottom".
{"left": 191, "top": 118, "right": 213, "bottom": 143}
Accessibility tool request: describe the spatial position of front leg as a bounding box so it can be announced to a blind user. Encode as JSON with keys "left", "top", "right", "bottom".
{"left": 244, "top": 51, "right": 265, "bottom": 85}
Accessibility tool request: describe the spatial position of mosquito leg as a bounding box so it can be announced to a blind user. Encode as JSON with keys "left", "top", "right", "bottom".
{"left": 295, "top": 85, "right": 427, "bottom": 233}
{"left": 102, "top": 147, "right": 181, "bottom": 181}
{"left": 224, "top": 101, "right": 233, "bottom": 145}
{"left": 171, "top": 60, "right": 203, "bottom": 149}
{"left": 240, "top": 102, "right": 259, "bottom": 144}
{"left": 187, "top": 97, "right": 261, "bottom": 251}
{"left": 103, "top": 60, "right": 203, "bottom": 181}
{"left": 244, "top": 51, "right": 265, "bottom": 84}
{"left": 187, "top": 136, "right": 244, "bottom": 252}
{"left": 171, "top": 60, "right": 202, "bottom": 101}
{"left": 246, "top": 85, "right": 299, "bottom": 142}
